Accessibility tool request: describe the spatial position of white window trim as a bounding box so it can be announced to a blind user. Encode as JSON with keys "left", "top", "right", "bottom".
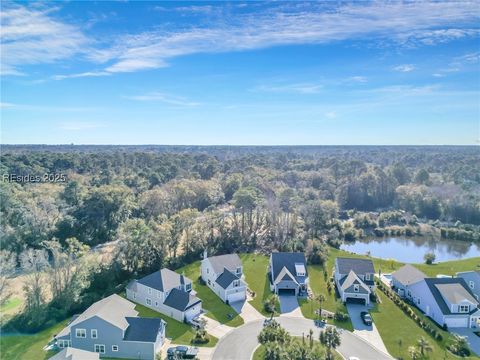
{"left": 459, "top": 305, "right": 469, "bottom": 313}
{"left": 148, "top": 288, "right": 152, "bottom": 295}
{"left": 91, "top": 329, "right": 98, "bottom": 339}
{"left": 365, "top": 274, "right": 370, "bottom": 280}
{"left": 470, "top": 281, "right": 475, "bottom": 289}
{"left": 75, "top": 328, "right": 86, "bottom": 338}
{"left": 94, "top": 344, "right": 106, "bottom": 354}
{"left": 112, "top": 345, "right": 119, "bottom": 352}
{"left": 353, "top": 284, "right": 359, "bottom": 293}
{"left": 146, "top": 298, "right": 152, "bottom": 306}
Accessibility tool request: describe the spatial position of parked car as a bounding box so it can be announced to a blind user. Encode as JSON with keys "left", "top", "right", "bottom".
{"left": 167, "top": 346, "right": 199, "bottom": 359}
{"left": 360, "top": 311, "right": 372, "bottom": 326}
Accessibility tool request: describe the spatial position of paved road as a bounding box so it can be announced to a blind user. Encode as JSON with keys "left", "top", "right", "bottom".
{"left": 212, "top": 317, "right": 393, "bottom": 360}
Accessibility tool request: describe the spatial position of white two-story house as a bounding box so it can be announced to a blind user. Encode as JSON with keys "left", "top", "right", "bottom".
{"left": 334, "top": 257, "right": 375, "bottom": 305}
{"left": 126, "top": 268, "right": 202, "bottom": 323}
{"left": 409, "top": 277, "right": 480, "bottom": 329}
{"left": 201, "top": 251, "right": 247, "bottom": 304}
{"left": 392, "top": 264, "right": 426, "bottom": 300}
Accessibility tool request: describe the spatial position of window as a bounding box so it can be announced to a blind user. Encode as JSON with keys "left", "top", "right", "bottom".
{"left": 185, "top": 283, "right": 192, "bottom": 291}
{"left": 146, "top": 298, "right": 152, "bottom": 306}
{"left": 94, "top": 344, "right": 106, "bottom": 354}
{"left": 407, "top": 290, "right": 411, "bottom": 297}
{"left": 91, "top": 329, "right": 97, "bottom": 339}
{"left": 236, "top": 266, "right": 242, "bottom": 275}
{"left": 353, "top": 284, "right": 359, "bottom": 293}
{"left": 155, "top": 301, "right": 158, "bottom": 307}
{"left": 365, "top": 274, "right": 370, "bottom": 280}
{"left": 208, "top": 279, "right": 211, "bottom": 285}
{"left": 417, "top": 298, "right": 420, "bottom": 305}
{"left": 470, "top": 281, "right": 475, "bottom": 289}
{"left": 157, "top": 291, "right": 161, "bottom": 298}
{"left": 112, "top": 345, "right": 119, "bottom": 352}
{"left": 148, "top": 288, "right": 152, "bottom": 295}
{"left": 233, "top": 279, "right": 240, "bottom": 287}
{"left": 75, "top": 329, "right": 86, "bottom": 338}
{"left": 207, "top": 268, "right": 209, "bottom": 274}
{"left": 58, "top": 340, "right": 71, "bottom": 348}
{"left": 459, "top": 305, "right": 469, "bottom": 313}
{"left": 133, "top": 293, "right": 136, "bottom": 299}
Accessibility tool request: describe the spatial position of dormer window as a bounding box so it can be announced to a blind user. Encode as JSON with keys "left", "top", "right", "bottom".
{"left": 354, "top": 284, "right": 360, "bottom": 292}
{"left": 365, "top": 274, "right": 370, "bottom": 280}
{"left": 236, "top": 267, "right": 242, "bottom": 275}
{"left": 459, "top": 305, "right": 469, "bottom": 313}
{"left": 295, "top": 263, "right": 306, "bottom": 277}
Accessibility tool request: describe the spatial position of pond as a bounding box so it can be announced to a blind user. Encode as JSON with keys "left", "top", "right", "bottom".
{"left": 340, "top": 236, "right": 480, "bottom": 263}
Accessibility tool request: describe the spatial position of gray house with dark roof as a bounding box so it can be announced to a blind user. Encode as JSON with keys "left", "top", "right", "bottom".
{"left": 269, "top": 252, "right": 309, "bottom": 296}
{"left": 201, "top": 251, "right": 247, "bottom": 303}
{"left": 457, "top": 271, "right": 480, "bottom": 301}
{"left": 334, "top": 257, "right": 375, "bottom": 305}
{"left": 409, "top": 277, "right": 480, "bottom": 329}
{"left": 54, "top": 294, "right": 165, "bottom": 359}
{"left": 392, "top": 264, "right": 426, "bottom": 299}
{"left": 126, "top": 268, "right": 202, "bottom": 323}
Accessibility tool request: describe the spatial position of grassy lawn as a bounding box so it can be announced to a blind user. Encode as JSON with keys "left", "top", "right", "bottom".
{"left": 0, "top": 320, "right": 68, "bottom": 360}
{"left": 416, "top": 257, "right": 480, "bottom": 277}
{"left": 371, "top": 291, "right": 477, "bottom": 360}
{"left": 133, "top": 302, "right": 218, "bottom": 347}
{"left": 176, "top": 261, "right": 244, "bottom": 327}
{"left": 241, "top": 253, "right": 279, "bottom": 316}
{"left": 0, "top": 298, "right": 22, "bottom": 315}
{"left": 252, "top": 337, "right": 342, "bottom": 360}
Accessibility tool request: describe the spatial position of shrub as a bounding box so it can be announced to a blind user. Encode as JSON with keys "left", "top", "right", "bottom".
{"left": 334, "top": 311, "right": 349, "bottom": 322}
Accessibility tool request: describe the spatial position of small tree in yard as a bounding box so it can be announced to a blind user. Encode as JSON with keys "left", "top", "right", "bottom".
{"left": 448, "top": 334, "right": 471, "bottom": 357}
{"left": 408, "top": 346, "right": 421, "bottom": 360}
{"left": 317, "top": 294, "right": 326, "bottom": 319}
{"left": 319, "top": 327, "right": 341, "bottom": 360}
{"left": 424, "top": 252, "right": 436, "bottom": 264}
{"left": 417, "top": 336, "right": 433, "bottom": 356}
{"left": 264, "top": 294, "right": 278, "bottom": 315}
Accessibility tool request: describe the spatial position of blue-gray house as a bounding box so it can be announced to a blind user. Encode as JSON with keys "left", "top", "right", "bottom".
{"left": 54, "top": 294, "right": 165, "bottom": 360}
{"left": 269, "top": 252, "right": 309, "bottom": 296}
{"left": 457, "top": 271, "right": 480, "bottom": 301}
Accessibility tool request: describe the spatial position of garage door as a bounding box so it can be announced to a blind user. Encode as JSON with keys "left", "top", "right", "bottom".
{"left": 346, "top": 297, "right": 366, "bottom": 305}
{"left": 445, "top": 317, "right": 468, "bottom": 328}
{"left": 227, "top": 291, "right": 245, "bottom": 304}
{"left": 278, "top": 289, "right": 296, "bottom": 296}
{"left": 185, "top": 304, "right": 202, "bottom": 322}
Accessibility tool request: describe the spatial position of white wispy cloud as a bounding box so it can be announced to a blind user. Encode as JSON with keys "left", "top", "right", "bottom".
{"left": 52, "top": 71, "right": 110, "bottom": 80}
{"left": 393, "top": 64, "right": 416, "bottom": 72}
{"left": 1, "top": 5, "right": 90, "bottom": 76}
{"left": 324, "top": 111, "right": 337, "bottom": 119}
{"left": 0, "top": 102, "right": 17, "bottom": 108}
{"left": 348, "top": 76, "right": 368, "bottom": 83}
{"left": 2, "top": 2, "right": 479, "bottom": 77}
{"left": 255, "top": 83, "right": 323, "bottom": 94}
{"left": 126, "top": 92, "right": 201, "bottom": 106}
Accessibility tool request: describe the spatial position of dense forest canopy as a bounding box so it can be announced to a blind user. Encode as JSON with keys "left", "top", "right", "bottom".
{"left": 1, "top": 145, "right": 479, "bottom": 332}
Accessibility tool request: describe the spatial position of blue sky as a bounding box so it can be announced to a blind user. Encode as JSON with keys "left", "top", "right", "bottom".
{"left": 1, "top": 1, "right": 479, "bottom": 145}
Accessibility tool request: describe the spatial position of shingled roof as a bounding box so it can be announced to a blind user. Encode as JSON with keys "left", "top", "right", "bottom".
{"left": 392, "top": 264, "right": 426, "bottom": 286}
{"left": 336, "top": 257, "right": 374, "bottom": 276}
{"left": 163, "top": 288, "right": 202, "bottom": 311}
{"left": 135, "top": 268, "right": 189, "bottom": 292}
{"left": 424, "top": 278, "right": 479, "bottom": 315}
{"left": 124, "top": 317, "right": 164, "bottom": 343}
{"left": 207, "top": 254, "right": 242, "bottom": 274}
{"left": 271, "top": 252, "right": 308, "bottom": 285}
{"left": 215, "top": 268, "right": 241, "bottom": 289}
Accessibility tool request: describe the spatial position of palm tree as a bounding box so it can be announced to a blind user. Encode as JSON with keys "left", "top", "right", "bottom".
{"left": 319, "top": 327, "right": 341, "bottom": 360}
{"left": 308, "top": 329, "right": 314, "bottom": 349}
{"left": 317, "top": 294, "right": 326, "bottom": 319}
{"left": 416, "top": 336, "right": 433, "bottom": 356}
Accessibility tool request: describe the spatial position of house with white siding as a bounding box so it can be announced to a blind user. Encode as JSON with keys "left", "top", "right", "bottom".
{"left": 392, "top": 264, "right": 426, "bottom": 300}
{"left": 126, "top": 268, "right": 202, "bottom": 323}
{"left": 201, "top": 251, "right": 247, "bottom": 304}
{"left": 409, "top": 277, "right": 480, "bottom": 329}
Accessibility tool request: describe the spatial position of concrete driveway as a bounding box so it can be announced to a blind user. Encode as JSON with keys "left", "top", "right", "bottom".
{"left": 230, "top": 300, "right": 265, "bottom": 323}
{"left": 279, "top": 295, "right": 303, "bottom": 317}
{"left": 200, "top": 314, "right": 234, "bottom": 338}
{"left": 452, "top": 328, "right": 480, "bottom": 356}
{"left": 346, "top": 303, "right": 389, "bottom": 354}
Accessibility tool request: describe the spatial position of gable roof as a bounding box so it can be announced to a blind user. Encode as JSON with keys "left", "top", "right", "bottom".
{"left": 340, "top": 270, "right": 370, "bottom": 293}
{"left": 274, "top": 266, "right": 298, "bottom": 285}
{"left": 424, "top": 278, "right": 479, "bottom": 315}
{"left": 49, "top": 348, "right": 99, "bottom": 360}
{"left": 207, "top": 254, "right": 242, "bottom": 274}
{"left": 215, "top": 268, "right": 240, "bottom": 289}
{"left": 67, "top": 294, "right": 137, "bottom": 332}
{"left": 436, "top": 283, "right": 478, "bottom": 304}
{"left": 124, "top": 317, "right": 164, "bottom": 343}
{"left": 392, "top": 264, "right": 426, "bottom": 286}
{"left": 271, "top": 252, "right": 308, "bottom": 284}
{"left": 457, "top": 271, "right": 480, "bottom": 279}
{"left": 336, "top": 257, "right": 374, "bottom": 275}
{"left": 136, "top": 268, "right": 189, "bottom": 292}
{"left": 163, "top": 288, "right": 202, "bottom": 311}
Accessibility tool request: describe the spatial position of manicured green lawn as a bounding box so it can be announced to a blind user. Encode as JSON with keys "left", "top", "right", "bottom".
{"left": 176, "top": 261, "right": 244, "bottom": 327}
{"left": 0, "top": 298, "right": 22, "bottom": 315}
{"left": 371, "top": 291, "right": 477, "bottom": 360}
{"left": 133, "top": 302, "right": 218, "bottom": 347}
{"left": 241, "top": 253, "right": 279, "bottom": 316}
{"left": 416, "top": 257, "right": 480, "bottom": 277}
{"left": 0, "top": 320, "right": 68, "bottom": 360}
